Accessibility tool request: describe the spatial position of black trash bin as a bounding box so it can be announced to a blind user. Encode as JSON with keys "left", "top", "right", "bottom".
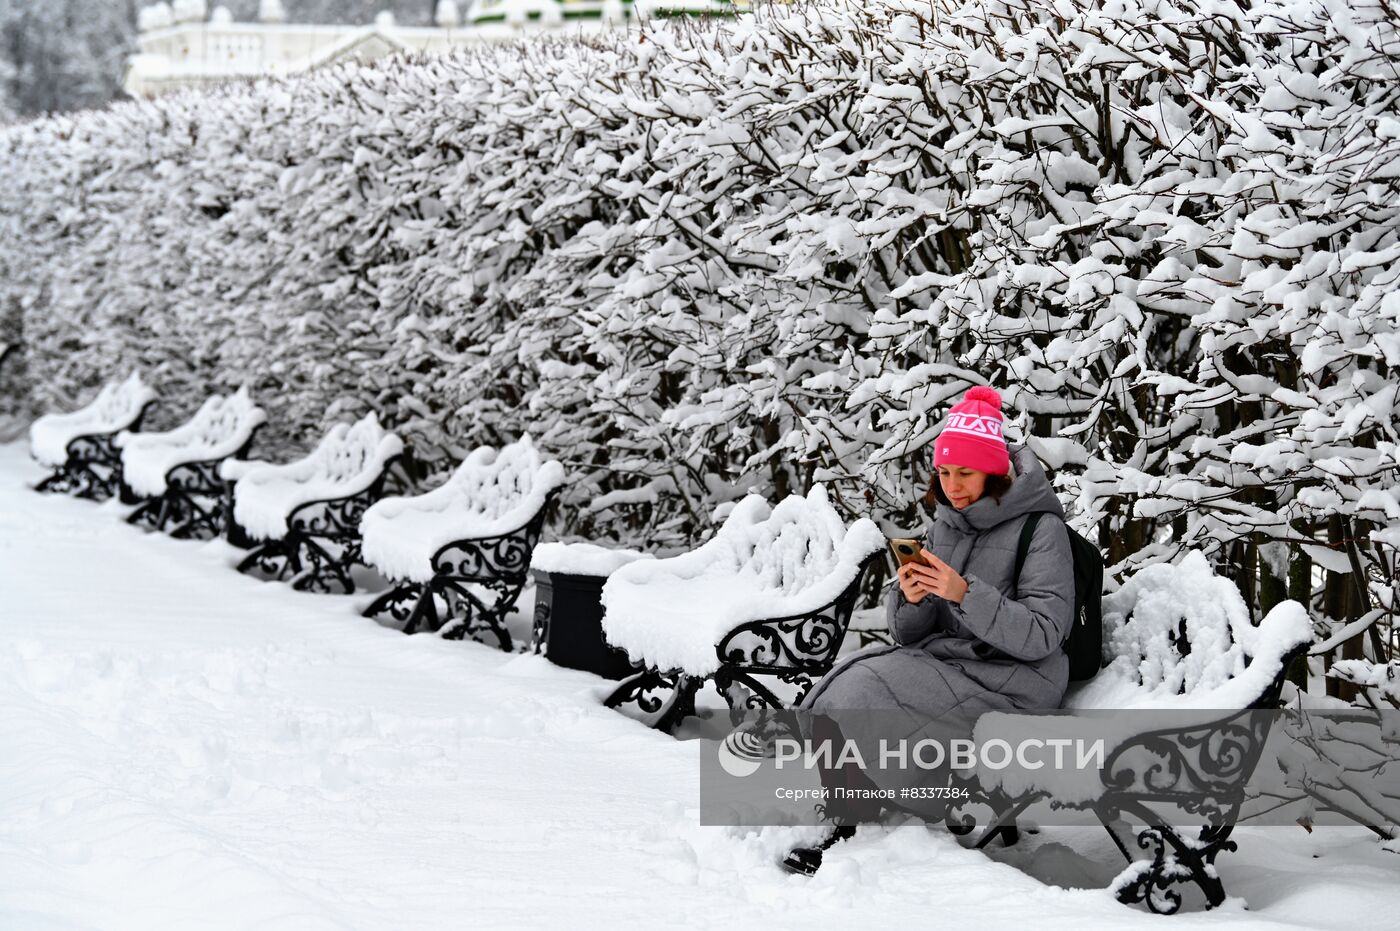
{"left": 530, "top": 543, "right": 649, "bottom": 680}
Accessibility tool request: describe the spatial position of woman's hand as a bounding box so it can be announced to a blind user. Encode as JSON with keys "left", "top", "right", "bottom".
{"left": 897, "top": 559, "right": 931, "bottom": 603}
{"left": 897, "top": 548, "right": 969, "bottom": 605}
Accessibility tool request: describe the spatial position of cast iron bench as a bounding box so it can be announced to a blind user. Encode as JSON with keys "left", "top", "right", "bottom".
{"left": 225, "top": 413, "right": 411, "bottom": 594}
{"left": 601, "top": 486, "right": 886, "bottom": 732}
{"left": 31, "top": 372, "right": 158, "bottom": 501}
{"left": 359, "top": 435, "right": 565, "bottom": 649}
{"left": 119, "top": 387, "right": 266, "bottom": 539}
{"left": 947, "top": 553, "right": 1313, "bottom": 915}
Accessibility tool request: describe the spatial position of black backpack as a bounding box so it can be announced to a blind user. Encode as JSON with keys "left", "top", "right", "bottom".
{"left": 1013, "top": 512, "right": 1104, "bottom": 681}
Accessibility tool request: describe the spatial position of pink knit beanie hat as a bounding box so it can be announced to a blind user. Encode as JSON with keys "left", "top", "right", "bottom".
{"left": 933, "top": 386, "right": 1010, "bottom": 477}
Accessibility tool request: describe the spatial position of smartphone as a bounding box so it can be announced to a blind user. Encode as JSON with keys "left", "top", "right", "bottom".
{"left": 889, "top": 538, "right": 929, "bottom": 567}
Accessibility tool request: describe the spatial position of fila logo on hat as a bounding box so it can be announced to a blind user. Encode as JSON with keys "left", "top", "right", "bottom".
{"left": 943, "top": 412, "right": 1004, "bottom": 439}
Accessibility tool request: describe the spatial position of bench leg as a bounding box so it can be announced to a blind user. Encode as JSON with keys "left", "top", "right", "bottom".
{"left": 35, "top": 460, "right": 106, "bottom": 499}
{"left": 67, "top": 457, "right": 121, "bottom": 502}
{"left": 126, "top": 496, "right": 167, "bottom": 532}
{"left": 712, "top": 669, "right": 810, "bottom": 720}
{"left": 169, "top": 503, "right": 220, "bottom": 540}
{"left": 945, "top": 785, "right": 1037, "bottom": 848}
{"left": 1108, "top": 819, "right": 1235, "bottom": 914}
{"left": 402, "top": 586, "right": 440, "bottom": 635}
{"left": 289, "top": 535, "right": 356, "bottom": 595}
{"left": 236, "top": 538, "right": 299, "bottom": 583}
{"left": 127, "top": 489, "right": 207, "bottom": 538}
{"left": 968, "top": 804, "right": 1029, "bottom": 849}
{"left": 655, "top": 675, "right": 701, "bottom": 733}
{"left": 435, "top": 579, "right": 514, "bottom": 651}
{"left": 164, "top": 489, "right": 222, "bottom": 540}
{"left": 35, "top": 465, "right": 77, "bottom": 495}
{"left": 84, "top": 463, "right": 119, "bottom": 500}
{"left": 364, "top": 581, "right": 431, "bottom": 632}
{"left": 605, "top": 670, "right": 700, "bottom": 733}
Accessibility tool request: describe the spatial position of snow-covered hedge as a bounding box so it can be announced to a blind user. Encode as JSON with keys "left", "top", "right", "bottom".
{"left": 1, "top": 0, "right": 1396, "bottom": 677}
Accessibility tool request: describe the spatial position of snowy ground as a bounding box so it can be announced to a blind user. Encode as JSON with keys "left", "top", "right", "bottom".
{"left": 1, "top": 441, "right": 1396, "bottom": 930}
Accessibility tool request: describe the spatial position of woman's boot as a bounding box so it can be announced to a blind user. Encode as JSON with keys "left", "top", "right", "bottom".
{"left": 780, "top": 824, "right": 857, "bottom": 876}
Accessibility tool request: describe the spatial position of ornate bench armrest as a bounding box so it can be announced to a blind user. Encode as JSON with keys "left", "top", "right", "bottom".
{"left": 428, "top": 487, "right": 560, "bottom": 580}
{"left": 286, "top": 452, "right": 415, "bottom": 537}
{"left": 714, "top": 553, "right": 878, "bottom": 674}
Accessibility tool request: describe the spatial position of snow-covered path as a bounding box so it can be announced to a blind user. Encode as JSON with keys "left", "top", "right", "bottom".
{"left": 0, "top": 443, "right": 1394, "bottom": 930}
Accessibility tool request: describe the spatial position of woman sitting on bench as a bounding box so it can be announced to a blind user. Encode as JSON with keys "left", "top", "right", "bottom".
{"left": 784, "top": 385, "right": 1075, "bottom": 875}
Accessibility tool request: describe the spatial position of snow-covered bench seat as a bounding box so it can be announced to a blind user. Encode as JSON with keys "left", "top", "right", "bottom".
{"left": 601, "top": 486, "right": 886, "bottom": 732}
{"left": 226, "top": 413, "right": 411, "bottom": 594}
{"left": 31, "top": 372, "right": 158, "bottom": 501}
{"left": 359, "top": 436, "right": 565, "bottom": 649}
{"left": 946, "top": 552, "right": 1313, "bottom": 915}
{"left": 119, "top": 387, "right": 266, "bottom": 539}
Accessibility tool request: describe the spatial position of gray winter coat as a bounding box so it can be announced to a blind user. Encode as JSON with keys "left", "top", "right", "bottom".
{"left": 803, "top": 445, "right": 1075, "bottom": 723}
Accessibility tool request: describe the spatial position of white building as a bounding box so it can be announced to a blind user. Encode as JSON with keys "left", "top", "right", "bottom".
{"left": 125, "top": 0, "right": 739, "bottom": 98}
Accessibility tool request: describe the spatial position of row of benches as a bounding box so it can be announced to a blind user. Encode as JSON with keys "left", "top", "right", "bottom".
{"left": 27, "top": 372, "right": 1314, "bottom": 915}
{"left": 30, "top": 374, "right": 565, "bottom": 649}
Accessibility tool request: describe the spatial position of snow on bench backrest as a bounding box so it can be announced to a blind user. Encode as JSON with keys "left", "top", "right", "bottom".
{"left": 1067, "top": 551, "right": 1313, "bottom": 711}
{"left": 116, "top": 387, "right": 266, "bottom": 497}
{"left": 360, "top": 435, "right": 566, "bottom": 582}
{"left": 601, "top": 485, "right": 887, "bottom": 676}
{"left": 29, "top": 371, "right": 157, "bottom": 467}
{"left": 228, "top": 413, "right": 404, "bottom": 540}
{"left": 972, "top": 553, "right": 1312, "bottom": 804}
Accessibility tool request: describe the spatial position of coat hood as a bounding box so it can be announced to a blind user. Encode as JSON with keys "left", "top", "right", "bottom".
{"left": 933, "top": 444, "right": 1065, "bottom": 535}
